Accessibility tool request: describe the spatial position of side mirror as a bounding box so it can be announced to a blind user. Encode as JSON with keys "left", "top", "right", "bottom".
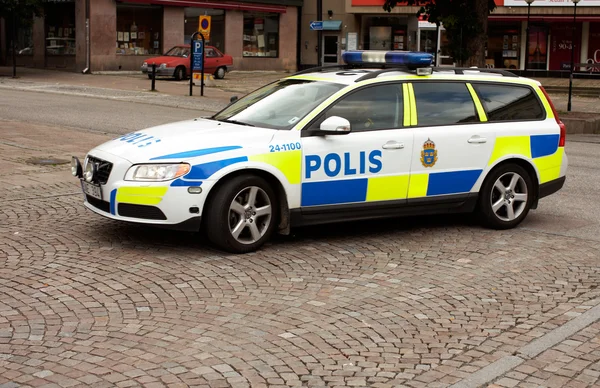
{"left": 318, "top": 116, "right": 351, "bottom": 135}
{"left": 230, "top": 96, "right": 239, "bottom": 104}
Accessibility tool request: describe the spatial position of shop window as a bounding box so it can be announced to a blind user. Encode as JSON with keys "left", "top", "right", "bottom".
{"left": 12, "top": 24, "right": 33, "bottom": 56}
{"left": 243, "top": 12, "right": 279, "bottom": 58}
{"left": 184, "top": 8, "right": 225, "bottom": 51}
{"left": 116, "top": 5, "right": 163, "bottom": 56}
{"left": 45, "top": 1, "right": 75, "bottom": 56}
{"left": 413, "top": 82, "right": 478, "bottom": 126}
{"left": 474, "top": 84, "right": 544, "bottom": 122}
{"left": 486, "top": 23, "right": 522, "bottom": 69}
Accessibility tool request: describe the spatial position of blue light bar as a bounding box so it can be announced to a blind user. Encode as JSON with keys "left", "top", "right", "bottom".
{"left": 342, "top": 50, "right": 433, "bottom": 67}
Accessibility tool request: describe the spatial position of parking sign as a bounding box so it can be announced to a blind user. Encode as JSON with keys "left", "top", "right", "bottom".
{"left": 192, "top": 40, "right": 203, "bottom": 71}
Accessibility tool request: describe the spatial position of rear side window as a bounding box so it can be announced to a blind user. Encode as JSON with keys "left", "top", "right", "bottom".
{"left": 413, "top": 82, "right": 478, "bottom": 127}
{"left": 473, "top": 84, "right": 544, "bottom": 121}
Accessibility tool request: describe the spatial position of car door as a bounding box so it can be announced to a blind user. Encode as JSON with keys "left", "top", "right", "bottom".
{"left": 300, "top": 82, "right": 414, "bottom": 213}
{"left": 204, "top": 47, "right": 218, "bottom": 74}
{"left": 406, "top": 81, "right": 496, "bottom": 201}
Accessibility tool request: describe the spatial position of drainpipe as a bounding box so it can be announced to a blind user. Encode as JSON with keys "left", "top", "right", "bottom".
{"left": 82, "top": 0, "right": 90, "bottom": 73}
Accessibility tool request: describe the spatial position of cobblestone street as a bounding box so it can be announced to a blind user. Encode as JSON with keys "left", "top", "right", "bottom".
{"left": 1, "top": 91, "right": 600, "bottom": 388}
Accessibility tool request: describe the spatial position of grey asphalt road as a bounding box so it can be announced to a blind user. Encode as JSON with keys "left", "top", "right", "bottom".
{"left": 0, "top": 89, "right": 207, "bottom": 134}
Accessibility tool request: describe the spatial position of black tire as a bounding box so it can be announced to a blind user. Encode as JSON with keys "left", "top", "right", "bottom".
{"left": 147, "top": 74, "right": 153, "bottom": 79}
{"left": 204, "top": 175, "right": 278, "bottom": 253}
{"left": 478, "top": 163, "right": 534, "bottom": 230}
{"left": 215, "top": 67, "right": 226, "bottom": 79}
{"left": 174, "top": 66, "right": 186, "bottom": 81}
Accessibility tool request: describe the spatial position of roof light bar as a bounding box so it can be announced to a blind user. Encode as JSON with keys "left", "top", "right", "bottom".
{"left": 342, "top": 50, "right": 434, "bottom": 68}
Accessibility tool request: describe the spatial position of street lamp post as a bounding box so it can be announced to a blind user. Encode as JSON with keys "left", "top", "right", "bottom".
{"left": 524, "top": 0, "right": 535, "bottom": 72}
{"left": 567, "top": 0, "right": 581, "bottom": 112}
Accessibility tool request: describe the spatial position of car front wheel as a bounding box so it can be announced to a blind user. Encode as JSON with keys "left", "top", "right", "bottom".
{"left": 205, "top": 175, "right": 277, "bottom": 253}
{"left": 478, "top": 163, "right": 534, "bottom": 229}
{"left": 215, "top": 67, "right": 226, "bottom": 79}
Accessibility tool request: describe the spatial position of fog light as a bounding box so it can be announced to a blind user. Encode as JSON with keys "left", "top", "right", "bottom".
{"left": 188, "top": 187, "right": 202, "bottom": 194}
{"left": 71, "top": 156, "right": 83, "bottom": 178}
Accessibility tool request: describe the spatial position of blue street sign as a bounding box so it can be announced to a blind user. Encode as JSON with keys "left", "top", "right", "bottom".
{"left": 192, "top": 40, "right": 203, "bottom": 71}
{"left": 310, "top": 21, "right": 323, "bottom": 31}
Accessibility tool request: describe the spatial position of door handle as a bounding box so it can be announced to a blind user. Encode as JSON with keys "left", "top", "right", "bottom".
{"left": 468, "top": 136, "right": 487, "bottom": 144}
{"left": 382, "top": 141, "right": 404, "bottom": 150}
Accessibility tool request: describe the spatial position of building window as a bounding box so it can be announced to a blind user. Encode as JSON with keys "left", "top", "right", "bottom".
{"left": 15, "top": 25, "right": 34, "bottom": 56}
{"left": 116, "top": 4, "right": 163, "bottom": 56}
{"left": 45, "top": 1, "right": 76, "bottom": 56}
{"left": 184, "top": 8, "right": 225, "bottom": 51}
{"left": 243, "top": 12, "right": 279, "bottom": 58}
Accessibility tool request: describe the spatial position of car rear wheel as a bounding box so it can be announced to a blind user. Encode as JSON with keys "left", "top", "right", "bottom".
{"left": 205, "top": 175, "right": 277, "bottom": 253}
{"left": 478, "top": 163, "right": 534, "bottom": 229}
{"left": 174, "top": 66, "right": 186, "bottom": 81}
{"left": 215, "top": 67, "right": 226, "bottom": 79}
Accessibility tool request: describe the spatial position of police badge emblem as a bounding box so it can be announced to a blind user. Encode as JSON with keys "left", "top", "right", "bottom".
{"left": 420, "top": 138, "right": 438, "bottom": 168}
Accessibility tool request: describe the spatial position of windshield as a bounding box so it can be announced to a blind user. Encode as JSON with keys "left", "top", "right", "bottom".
{"left": 164, "top": 46, "right": 190, "bottom": 57}
{"left": 212, "top": 79, "right": 345, "bottom": 130}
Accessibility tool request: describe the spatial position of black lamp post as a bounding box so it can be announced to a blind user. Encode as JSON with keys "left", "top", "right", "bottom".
{"left": 524, "top": 0, "right": 534, "bottom": 72}
{"left": 567, "top": 0, "right": 581, "bottom": 112}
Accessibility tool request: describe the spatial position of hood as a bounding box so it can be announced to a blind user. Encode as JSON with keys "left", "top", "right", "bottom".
{"left": 145, "top": 56, "right": 188, "bottom": 66}
{"left": 95, "top": 118, "right": 276, "bottom": 164}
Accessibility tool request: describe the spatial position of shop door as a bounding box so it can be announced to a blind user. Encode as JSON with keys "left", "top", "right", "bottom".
{"left": 323, "top": 35, "right": 338, "bottom": 64}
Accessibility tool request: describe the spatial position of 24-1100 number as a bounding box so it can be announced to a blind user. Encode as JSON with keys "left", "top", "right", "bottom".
{"left": 269, "top": 142, "right": 302, "bottom": 152}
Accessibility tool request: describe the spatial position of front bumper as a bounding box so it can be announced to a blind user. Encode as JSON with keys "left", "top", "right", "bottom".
{"left": 141, "top": 66, "right": 176, "bottom": 77}
{"left": 78, "top": 150, "right": 208, "bottom": 231}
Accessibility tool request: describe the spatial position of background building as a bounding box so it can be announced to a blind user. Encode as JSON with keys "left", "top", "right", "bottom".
{"left": 299, "top": 0, "right": 600, "bottom": 72}
{"left": 3, "top": 0, "right": 302, "bottom": 72}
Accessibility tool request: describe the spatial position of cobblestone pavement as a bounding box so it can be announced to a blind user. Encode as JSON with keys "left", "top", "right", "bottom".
{"left": 1, "top": 118, "right": 600, "bottom": 388}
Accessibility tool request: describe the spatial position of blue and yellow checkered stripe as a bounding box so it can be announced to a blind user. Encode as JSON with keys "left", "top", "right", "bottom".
{"left": 301, "top": 170, "right": 483, "bottom": 206}
{"left": 489, "top": 134, "right": 562, "bottom": 184}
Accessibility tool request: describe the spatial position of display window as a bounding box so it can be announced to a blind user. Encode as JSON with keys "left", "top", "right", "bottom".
{"left": 486, "top": 23, "right": 521, "bottom": 69}
{"left": 586, "top": 23, "right": 600, "bottom": 72}
{"left": 44, "top": 1, "right": 76, "bottom": 56}
{"left": 361, "top": 15, "right": 408, "bottom": 51}
{"left": 243, "top": 12, "right": 279, "bottom": 58}
{"left": 15, "top": 25, "right": 34, "bottom": 56}
{"left": 184, "top": 8, "right": 225, "bottom": 51}
{"left": 116, "top": 4, "right": 163, "bottom": 56}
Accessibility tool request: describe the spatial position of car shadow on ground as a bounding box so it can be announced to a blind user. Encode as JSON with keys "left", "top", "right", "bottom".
{"left": 91, "top": 212, "right": 479, "bottom": 256}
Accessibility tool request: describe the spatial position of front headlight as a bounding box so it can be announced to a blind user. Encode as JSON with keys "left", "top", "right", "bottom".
{"left": 83, "top": 160, "right": 96, "bottom": 182}
{"left": 160, "top": 63, "right": 167, "bottom": 69}
{"left": 125, "top": 163, "right": 190, "bottom": 181}
{"left": 142, "top": 62, "right": 148, "bottom": 67}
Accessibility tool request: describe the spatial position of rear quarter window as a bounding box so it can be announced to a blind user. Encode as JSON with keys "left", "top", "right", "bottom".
{"left": 473, "top": 84, "right": 545, "bottom": 122}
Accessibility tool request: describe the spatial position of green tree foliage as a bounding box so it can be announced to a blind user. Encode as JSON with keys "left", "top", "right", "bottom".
{"left": 383, "top": 0, "right": 496, "bottom": 66}
{"left": 0, "top": 0, "right": 44, "bottom": 21}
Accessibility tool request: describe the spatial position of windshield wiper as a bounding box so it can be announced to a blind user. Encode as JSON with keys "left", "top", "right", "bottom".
{"left": 218, "top": 119, "right": 255, "bottom": 127}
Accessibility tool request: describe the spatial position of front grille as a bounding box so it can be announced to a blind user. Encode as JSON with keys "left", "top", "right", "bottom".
{"left": 118, "top": 204, "right": 167, "bottom": 220}
{"left": 86, "top": 195, "right": 111, "bottom": 213}
{"left": 86, "top": 156, "right": 113, "bottom": 185}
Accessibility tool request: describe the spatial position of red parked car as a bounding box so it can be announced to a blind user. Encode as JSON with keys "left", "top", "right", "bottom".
{"left": 141, "top": 45, "right": 233, "bottom": 80}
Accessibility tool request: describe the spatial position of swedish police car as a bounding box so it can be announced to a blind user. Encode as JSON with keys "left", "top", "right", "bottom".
{"left": 72, "top": 51, "right": 567, "bottom": 253}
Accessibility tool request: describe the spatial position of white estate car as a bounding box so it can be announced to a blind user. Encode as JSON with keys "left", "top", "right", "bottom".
{"left": 72, "top": 51, "right": 567, "bottom": 253}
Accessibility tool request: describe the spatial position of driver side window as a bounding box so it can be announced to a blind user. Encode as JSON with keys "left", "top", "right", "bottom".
{"left": 310, "top": 83, "right": 404, "bottom": 132}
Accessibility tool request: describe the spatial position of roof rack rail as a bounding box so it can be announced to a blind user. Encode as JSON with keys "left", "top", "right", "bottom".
{"left": 292, "top": 64, "right": 350, "bottom": 76}
{"left": 431, "top": 67, "right": 518, "bottom": 77}
{"left": 355, "top": 66, "right": 414, "bottom": 82}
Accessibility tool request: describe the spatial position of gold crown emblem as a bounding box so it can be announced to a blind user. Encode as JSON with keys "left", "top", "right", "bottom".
{"left": 423, "top": 138, "right": 436, "bottom": 150}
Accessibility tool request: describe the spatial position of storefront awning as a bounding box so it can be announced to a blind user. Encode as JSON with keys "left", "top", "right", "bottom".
{"left": 489, "top": 15, "right": 600, "bottom": 22}
{"left": 119, "top": 0, "right": 288, "bottom": 13}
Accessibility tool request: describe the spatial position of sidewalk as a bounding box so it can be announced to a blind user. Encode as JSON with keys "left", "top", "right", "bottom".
{"left": 0, "top": 66, "right": 599, "bottom": 115}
